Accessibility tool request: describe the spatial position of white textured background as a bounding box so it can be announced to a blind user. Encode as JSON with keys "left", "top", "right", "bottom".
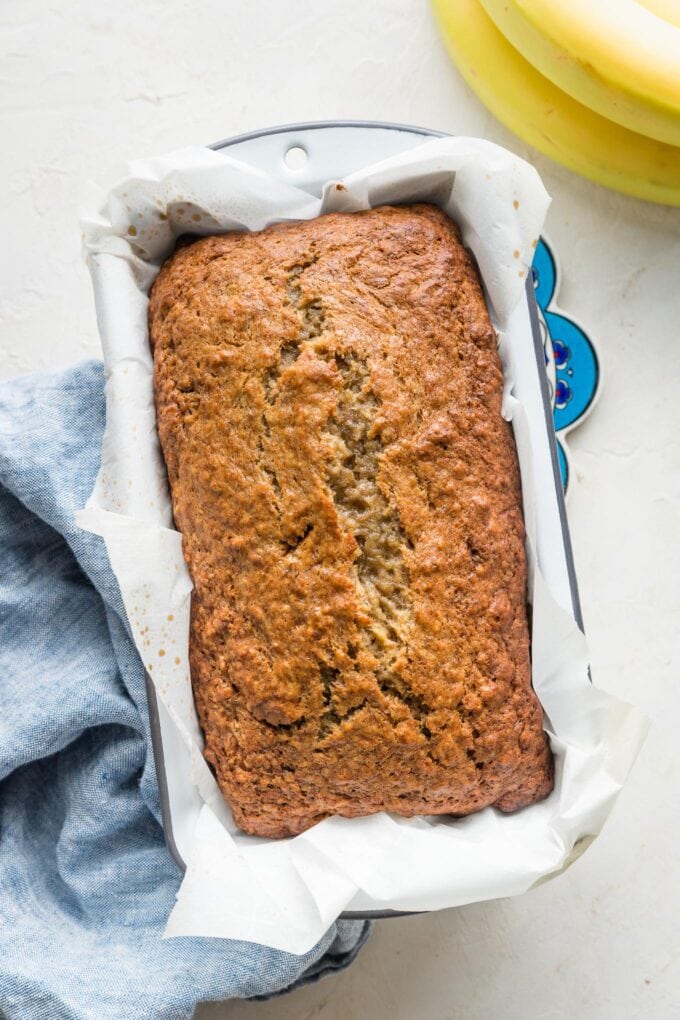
{"left": 2, "top": 2, "right": 679, "bottom": 1017}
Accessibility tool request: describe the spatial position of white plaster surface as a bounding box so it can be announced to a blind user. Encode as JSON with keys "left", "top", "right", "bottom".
{"left": 1, "top": 1, "right": 678, "bottom": 1017}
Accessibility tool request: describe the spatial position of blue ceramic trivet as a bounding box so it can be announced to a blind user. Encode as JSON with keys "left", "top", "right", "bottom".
{"left": 532, "top": 237, "right": 601, "bottom": 494}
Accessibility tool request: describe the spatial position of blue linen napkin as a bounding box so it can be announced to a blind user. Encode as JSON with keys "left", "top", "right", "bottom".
{"left": 0, "top": 361, "right": 370, "bottom": 1020}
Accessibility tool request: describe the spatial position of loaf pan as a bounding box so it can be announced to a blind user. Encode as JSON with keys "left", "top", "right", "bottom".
{"left": 144, "top": 120, "right": 583, "bottom": 921}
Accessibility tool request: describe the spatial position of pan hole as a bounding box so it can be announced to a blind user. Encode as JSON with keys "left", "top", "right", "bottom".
{"left": 284, "top": 145, "right": 308, "bottom": 171}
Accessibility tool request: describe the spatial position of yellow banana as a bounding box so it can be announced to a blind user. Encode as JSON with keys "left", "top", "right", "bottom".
{"left": 480, "top": 0, "right": 680, "bottom": 145}
{"left": 638, "top": 0, "right": 680, "bottom": 30}
{"left": 431, "top": 0, "right": 680, "bottom": 205}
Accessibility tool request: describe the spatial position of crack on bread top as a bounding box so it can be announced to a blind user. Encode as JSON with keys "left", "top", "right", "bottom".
{"left": 285, "top": 257, "right": 325, "bottom": 342}
{"left": 319, "top": 353, "right": 429, "bottom": 738}
{"left": 326, "top": 355, "right": 413, "bottom": 657}
{"left": 317, "top": 699, "right": 370, "bottom": 740}
{"left": 257, "top": 258, "right": 326, "bottom": 527}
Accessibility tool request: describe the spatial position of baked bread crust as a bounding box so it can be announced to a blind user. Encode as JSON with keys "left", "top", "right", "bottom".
{"left": 149, "top": 204, "right": 553, "bottom": 838}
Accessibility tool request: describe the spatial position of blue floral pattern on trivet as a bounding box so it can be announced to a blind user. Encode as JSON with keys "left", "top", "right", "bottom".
{"left": 532, "top": 237, "right": 601, "bottom": 493}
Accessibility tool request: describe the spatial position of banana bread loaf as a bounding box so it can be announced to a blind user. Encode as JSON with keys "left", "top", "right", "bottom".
{"left": 149, "top": 204, "right": 553, "bottom": 838}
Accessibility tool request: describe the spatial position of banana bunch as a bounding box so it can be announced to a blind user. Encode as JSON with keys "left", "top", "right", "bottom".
{"left": 431, "top": 0, "right": 680, "bottom": 204}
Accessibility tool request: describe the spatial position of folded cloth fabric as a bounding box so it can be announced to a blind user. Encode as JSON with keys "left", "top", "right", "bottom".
{"left": 0, "top": 361, "right": 370, "bottom": 1020}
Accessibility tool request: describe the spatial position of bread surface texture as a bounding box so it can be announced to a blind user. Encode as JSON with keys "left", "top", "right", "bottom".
{"left": 149, "top": 204, "right": 553, "bottom": 838}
